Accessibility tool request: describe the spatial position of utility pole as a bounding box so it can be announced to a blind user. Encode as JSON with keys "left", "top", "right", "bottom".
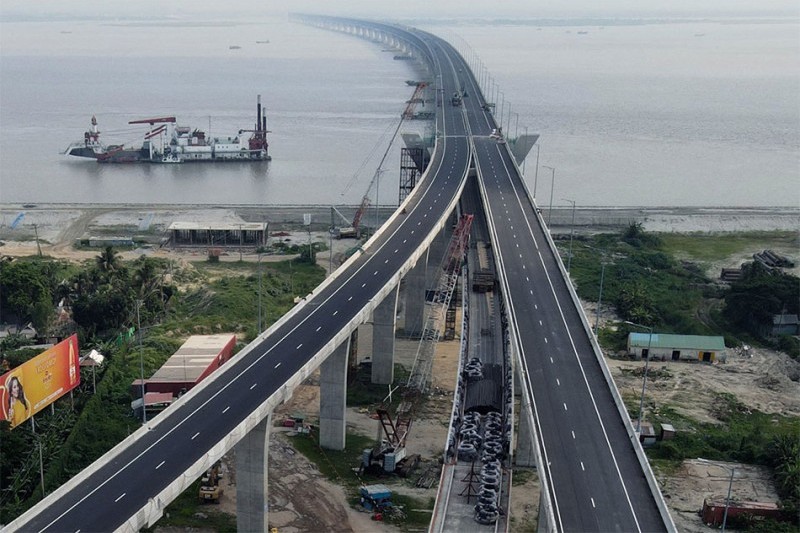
{"left": 137, "top": 300, "right": 147, "bottom": 425}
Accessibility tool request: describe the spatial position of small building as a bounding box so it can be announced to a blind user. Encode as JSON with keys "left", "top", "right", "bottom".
{"left": 627, "top": 332, "right": 726, "bottom": 363}
{"left": 132, "top": 334, "right": 237, "bottom": 399}
{"left": 770, "top": 314, "right": 799, "bottom": 336}
{"left": 167, "top": 221, "right": 267, "bottom": 249}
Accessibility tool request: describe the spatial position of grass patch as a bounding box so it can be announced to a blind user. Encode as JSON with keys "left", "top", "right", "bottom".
{"left": 347, "top": 363, "right": 411, "bottom": 407}
{"left": 646, "top": 394, "right": 800, "bottom": 466}
{"left": 659, "top": 231, "right": 798, "bottom": 263}
{"left": 288, "top": 429, "right": 374, "bottom": 489}
{"left": 512, "top": 468, "right": 536, "bottom": 486}
{"left": 143, "top": 479, "right": 236, "bottom": 532}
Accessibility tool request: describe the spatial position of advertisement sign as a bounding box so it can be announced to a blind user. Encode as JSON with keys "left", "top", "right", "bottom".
{"left": 0, "top": 335, "right": 80, "bottom": 429}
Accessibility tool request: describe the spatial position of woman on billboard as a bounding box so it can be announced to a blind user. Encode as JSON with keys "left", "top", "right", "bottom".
{"left": 6, "top": 375, "right": 30, "bottom": 428}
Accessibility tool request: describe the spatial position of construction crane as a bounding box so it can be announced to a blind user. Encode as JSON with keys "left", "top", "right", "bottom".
{"left": 364, "top": 215, "right": 474, "bottom": 475}
{"left": 332, "top": 83, "right": 429, "bottom": 239}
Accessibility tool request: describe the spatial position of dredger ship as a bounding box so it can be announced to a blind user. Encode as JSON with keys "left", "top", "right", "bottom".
{"left": 64, "top": 96, "right": 271, "bottom": 163}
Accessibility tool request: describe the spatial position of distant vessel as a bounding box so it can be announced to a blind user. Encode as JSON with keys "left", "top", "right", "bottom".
{"left": 255, "top": 40, "right": 270, "bottom": 44}
{"left": 229, "top": 45, "right": 242, "bottom": 50}
{"left": 64, "top": 96, "right": 271, "bottom": 163}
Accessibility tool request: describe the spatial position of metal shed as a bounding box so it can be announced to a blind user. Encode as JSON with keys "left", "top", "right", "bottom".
{"left": 167, "top": 221, "right": 267, "bottom": 249}
{"left": 627, "top": 332, "right": 726, "bottom": 363}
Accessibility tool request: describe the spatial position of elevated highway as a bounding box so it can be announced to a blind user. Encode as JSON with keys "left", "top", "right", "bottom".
{"left": 8, "top": 18, "right": 674, "bottom": 533}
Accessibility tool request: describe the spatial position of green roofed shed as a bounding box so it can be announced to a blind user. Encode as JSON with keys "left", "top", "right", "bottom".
{"left": 627, "top": 333, "right": 726, "bottom": 363}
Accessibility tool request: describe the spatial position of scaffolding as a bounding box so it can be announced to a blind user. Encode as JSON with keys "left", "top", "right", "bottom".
{"left": 406, "top": 214, "right": 474, "bottom": 393}
{"left": 399, "top": 147, "right": 427, "bottom": 204}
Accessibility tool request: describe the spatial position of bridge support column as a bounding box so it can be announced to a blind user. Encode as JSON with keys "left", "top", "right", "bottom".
{"left": 403, "top": 251, "right": 429, "bottom": 337}
{"left": 515, "top": 402, "right": 537, "bottom": 467}
{"left": 319, "top": 337, "right": 350, "bottom": 450}
{"left": 236, "top": 413, "right": 272, "bottom": 533}
{"left": 372, "top": 284, "right": 399, "bottom": 384}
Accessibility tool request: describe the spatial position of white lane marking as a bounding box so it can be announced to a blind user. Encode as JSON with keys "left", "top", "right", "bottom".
{"left": 250, "top": 383, "right": 257, "bottom": 390}
{"left": 526, "top": 276, "right": 529, "bottom": 281}
{"left": 223, "top": 406, "right": 230, "bottom": 414}
{"left": 534, "top": 304, "right": 538, "bottom": 309}
{"left": 373, "top": 270, "right": 378, "bottom": 276}
{"left": 348, "top": 296, "right": 353, "bottom": 301}
{"left": 316, "top": 326, "right": 322, "bottom": 332}
{"left": 156, "top": 461, "right": 165, "bottom": 470}
{"left": 384, "top": 259, "right": 389, "bottom": 264}
{"left": 539, "top": 320, "right": 543, "bottom": 326}
{"left": 572, "top": 430, "right": 576, "bottom": 439}
{"left": 274, "top": 362, "right": 282, "bottom": 369}
{"left": 403, "top": 239, "right": 407, "bottom": 244}
{"left": 333, "top": 310, "right": 339, "bottom": 316}
{"left": 550, "top": 356, "right": 554, "bottom": 363}
{"left": 581, "top": 462, "right": 585, "bottom": 471}
{"left": 362, "top": 283, "right": 366, "bottom": 288}
{"left": 191, "top": 432, "right": 200, "bottom": 440}
{"left": 544, "top": 337, "right": 548, "bottom": 344}
{"left": 556, "top": 378, "right": 560, "bottom": 386}
{"left": 563, "top": 403, "right": 568, "bottom": 411}
{"left": 296, "top": 343, "right": 303, "bottom": 349}
{"left": 530, "top": 289, "right": 533, "bottom": 295}
{"left": 114, "top": 493, "right": 126, "bottom": 503}
{"left": 591, "top": 498, "right": 596, "bottom": 508}
{"left": 394, "top": 249, "right": 398, "bottom": 253}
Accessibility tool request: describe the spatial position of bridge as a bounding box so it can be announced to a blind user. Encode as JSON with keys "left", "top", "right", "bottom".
{"left": 7, "top": 17, "right": 675, "bottom": 533}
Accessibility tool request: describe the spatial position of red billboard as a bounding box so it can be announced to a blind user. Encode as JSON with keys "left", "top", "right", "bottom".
{"left": 0, "top": 335, "right": 80, "bottom": 429}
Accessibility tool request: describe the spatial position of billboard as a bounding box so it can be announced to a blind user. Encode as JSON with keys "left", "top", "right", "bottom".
{"left": 0, "top": 334, "right": 80, "bottom": 429}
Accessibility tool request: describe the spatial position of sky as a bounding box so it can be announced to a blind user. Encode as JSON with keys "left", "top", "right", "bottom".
{"left": 2, "top": 0, "right": 798, "bottom": 21}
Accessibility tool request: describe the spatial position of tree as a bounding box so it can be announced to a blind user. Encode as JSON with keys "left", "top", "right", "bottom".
{"left": 723, "top": 262, "right": 800, "bottom": 336}
{"left": 95, "top": 246, "right": 121, "bottom": 273}
{"left": 0, "top": 260, "right": 54, "bottom": 330}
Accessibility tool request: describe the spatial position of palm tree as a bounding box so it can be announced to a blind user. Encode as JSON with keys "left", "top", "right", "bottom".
{"left": 96, "top": 246, "right": 120, "bottom": 273}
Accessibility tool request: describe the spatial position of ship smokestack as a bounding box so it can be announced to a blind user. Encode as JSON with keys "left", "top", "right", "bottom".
{"left": 257, "top": 95, "right": 262, "bottom": 133}
{"left": 263, "top": 116, "right": 267, "bottom": 136}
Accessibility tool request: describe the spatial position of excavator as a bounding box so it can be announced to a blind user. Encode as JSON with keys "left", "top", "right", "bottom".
{"left": 198, "top": 462, "right": 224, "bottom": 504}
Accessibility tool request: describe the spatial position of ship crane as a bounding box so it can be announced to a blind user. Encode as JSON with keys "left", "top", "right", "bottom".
{"left": 128, "top": 117, "right": 177, "bottom": 125}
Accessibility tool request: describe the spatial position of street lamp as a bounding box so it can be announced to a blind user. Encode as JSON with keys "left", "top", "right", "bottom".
{"left": 696, "top": 458, "right": 736, "bottom": 532}
{"left": 533, "top": 143, "right": 540, "bottom": 197}
{"left": 562, "top": 198, "right": 576, "bottom": 272}
{"left": 542, "top": 165, "right": 556, "bottom": 226}
{"left": 624, "top": 320, "right": 653, "bottom": 434}
{"left": 257, "top": 253, "right": 264, "bottom": 334}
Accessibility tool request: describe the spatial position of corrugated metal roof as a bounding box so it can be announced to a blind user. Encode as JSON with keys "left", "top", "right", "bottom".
{"left": 629, "top": 332, "right": 725, "bottom": 351}
{"left": 149, "top": 334, "right": 236, "bottom": 383}
{"left": 168, "top": 222, "right": 267, "bottom": 231}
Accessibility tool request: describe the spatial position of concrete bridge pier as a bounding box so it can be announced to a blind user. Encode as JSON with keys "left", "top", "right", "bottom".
{"left": 319, "top": 337, "right": 351, "bottom": 450}
{"left": 235, "top": 413, "right": 272, "bottom": 533}
{"left": 403, "top": 249, "right": 429, "bottom": 337}
{"left": 372, "top": 284, "right": 400, "bottom": 384}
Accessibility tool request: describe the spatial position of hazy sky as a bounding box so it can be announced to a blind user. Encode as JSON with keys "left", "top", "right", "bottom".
{"left": 2, "top": 0, "right": 798, "bottom": 21}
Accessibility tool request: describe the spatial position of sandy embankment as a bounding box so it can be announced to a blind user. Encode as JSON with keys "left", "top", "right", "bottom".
{"left": 1, "top": 204, "right": 797, "bottom": 261}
